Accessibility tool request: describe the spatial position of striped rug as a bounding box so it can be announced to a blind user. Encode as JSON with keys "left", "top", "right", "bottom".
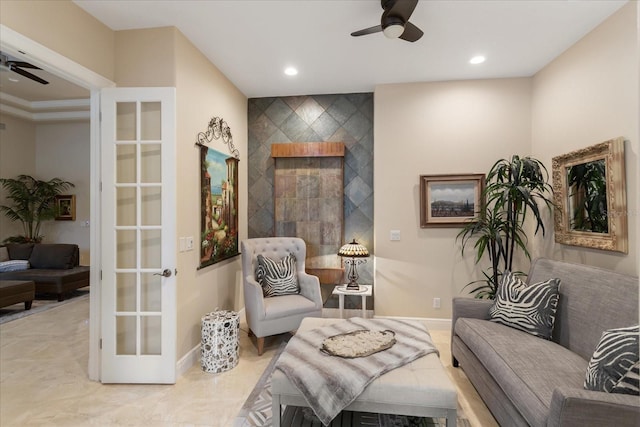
{"left": 233, "top": 344, "right": 471, "bottom": 427}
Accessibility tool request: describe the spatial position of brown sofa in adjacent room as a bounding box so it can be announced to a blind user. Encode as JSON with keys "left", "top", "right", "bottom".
{"left": 0, "top": 243, "right": 90, "bottom": 301}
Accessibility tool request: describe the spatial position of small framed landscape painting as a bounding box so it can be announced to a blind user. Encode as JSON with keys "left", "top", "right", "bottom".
{"left": 54, "top": 194, "right": 76, "bottom": 221}
{"left": 420, "top": 174, "right": 485, "bottom": 228}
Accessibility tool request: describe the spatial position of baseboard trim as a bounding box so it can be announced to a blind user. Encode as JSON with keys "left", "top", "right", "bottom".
{"left": 176, "top": 343, "right": 200, "bottom": 378}
{"left": 373, "top": 314, "right": 452, "bottom": 330}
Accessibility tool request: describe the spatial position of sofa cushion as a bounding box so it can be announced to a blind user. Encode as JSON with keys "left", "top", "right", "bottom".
{"left": 0, "top": 260, "right": 30, "bottom": 272}
{"left": 6, "top": 243, "right": 35, "bottom": 260}
{"left": 489, "top": 270, "right": 560, "bottom": 339}
{"left": 0, "top": 247, "right": 9, "bottom": 262}
{"left": 584, "top": 325, "right": 639, "bottom": 393}
{"left": 255, "top": 253, "right": 299, "bottom": 297}
{"left": 29, "top": 244, "right": 77, "bottom": 269}
{"left": 455, "top": 318, "right": 587, "bottom": 427}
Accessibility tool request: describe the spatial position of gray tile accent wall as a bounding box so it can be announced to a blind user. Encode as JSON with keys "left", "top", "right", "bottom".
{"left": 248, "top": 93, "right": 374, "bottom": 286}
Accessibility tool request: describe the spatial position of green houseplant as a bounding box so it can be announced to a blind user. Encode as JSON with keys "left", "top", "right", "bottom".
{"left": 0, "top": 174, "right": 74, "bottom": 243}
{"left": 457, "top": 155, "right": 554, "bottom": 299}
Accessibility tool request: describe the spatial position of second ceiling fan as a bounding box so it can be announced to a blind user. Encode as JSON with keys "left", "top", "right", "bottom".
{"left": 351, "top": 0, "right": 424, "bottom": 43}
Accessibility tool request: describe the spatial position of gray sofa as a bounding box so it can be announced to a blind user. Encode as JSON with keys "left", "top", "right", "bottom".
{"left": 452, "top": 257, "right": 639, "bottom": 427}
{"left": 0, "top": 243, "right": 90, "bottom": 301}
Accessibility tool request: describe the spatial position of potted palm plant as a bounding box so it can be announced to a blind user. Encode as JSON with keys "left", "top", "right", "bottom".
{"left": 0, "top": 174, "right": 74, "bottom": 243}
{"left": 457, "top": 155, "right": 554, "bottom": 299}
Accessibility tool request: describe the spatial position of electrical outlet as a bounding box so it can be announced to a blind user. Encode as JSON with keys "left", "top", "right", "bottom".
{"left": 390, "top": 230, "right": 401, "bottom": 241}
{"left": 433, "top": 298, "right": 441, "bottom": 309}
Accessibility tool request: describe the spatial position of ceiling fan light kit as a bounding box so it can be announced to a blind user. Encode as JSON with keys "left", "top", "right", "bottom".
{"left": 0, "top": 52, "right": 49, "bottom": 85}
{"left": 352, "top": 0, "right": 423, "bottom": 43}
{"left": 383, "top": 22, "right": 405, "bottom": 39}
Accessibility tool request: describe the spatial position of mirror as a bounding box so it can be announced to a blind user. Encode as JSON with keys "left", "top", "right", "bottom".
{"left": 552, "top": 137, "right": 627, "bottom": 253}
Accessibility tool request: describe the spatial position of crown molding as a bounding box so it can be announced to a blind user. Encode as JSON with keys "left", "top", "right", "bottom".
{"left": 0, "top": 102, "right": 90, "bottom": 121}
{"left": 0, "top": 92, "right": 90, "bottom": 109}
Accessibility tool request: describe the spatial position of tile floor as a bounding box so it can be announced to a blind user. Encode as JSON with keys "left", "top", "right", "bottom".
{"left": 0, "top": 297, "right": 498, "bottom": 427}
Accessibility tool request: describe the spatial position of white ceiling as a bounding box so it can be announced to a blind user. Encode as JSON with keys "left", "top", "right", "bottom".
{"left": 73, "top": 0, "right": 627, "bottom": 98}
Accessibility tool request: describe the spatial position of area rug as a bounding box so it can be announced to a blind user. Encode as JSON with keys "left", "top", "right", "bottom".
{"left": 234, "top": 344, "right": 471, "bottom": 427}
{"left": 0, "top": 288, "right": 90, "bottom": 324}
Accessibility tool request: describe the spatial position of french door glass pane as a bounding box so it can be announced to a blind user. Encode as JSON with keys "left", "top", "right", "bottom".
{"left": 141, "top": 102, "right": 161, "bottom": 141}
{"left": 116, "top": 273, "right": 137, "bottom": 312}
{"left": 141, "top": 144, "right": 161, "bottom": 183}
{"left": 116, "top": 230, "right": 137, "bottom": 269}
{"left": 116, "top": 316, "right": 136, "bottom": 355}
{"left": 141, "top": 316, "right": 162, "bottom": 355}
{"left": 141, "top": 187, "right": 161, "bottom": 226}
{"left": 141, "top": 273, "right": 162, "bottom": 312}
{"left": 116, "top": 187, "right": 136, "bottom": 226}
{"left": 116, "top": 145, "right": 136, "bottom": 183}
{"left": 141, "top": 229, "right": 161, "bottom": 269}
{"left": 116, "top": 102, "right": 137, "bottom": 141}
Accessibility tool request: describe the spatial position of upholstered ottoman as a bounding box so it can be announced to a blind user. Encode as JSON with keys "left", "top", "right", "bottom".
{"left": 0, "top": 280, "right": 35, "bottom": 310}
{"left": 272, "top": 317, "right": 458, "bottom": 426}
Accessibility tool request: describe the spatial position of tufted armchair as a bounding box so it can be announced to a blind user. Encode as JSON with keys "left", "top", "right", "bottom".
{"left": 241, "top": 237, "right": 323, "bottom": 355}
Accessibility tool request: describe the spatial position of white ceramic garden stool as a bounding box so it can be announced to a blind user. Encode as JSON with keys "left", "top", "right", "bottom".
{"left": 201, "top": 309, "right": 240, "bottom": 373}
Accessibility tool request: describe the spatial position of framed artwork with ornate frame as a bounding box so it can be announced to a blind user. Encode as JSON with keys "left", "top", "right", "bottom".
{"left": 54, "top": 194, "right": 76, "bottom": 221}
{"left": 552, "top": 137, "right": 627, "bottom": 253}
{"left": 420, "top": 174, "right": 485, "bottom": 228}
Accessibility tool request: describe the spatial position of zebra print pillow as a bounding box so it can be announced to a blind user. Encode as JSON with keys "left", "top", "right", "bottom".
{"left": 255, "top": 253, "right": 300, "bottom": 298}
{"left": 489, "top": 270, "right": 560, "bottom": 339}
{"left": 584, "top": 325, "right": 639, "bottom": 393}
{"left": 612, "top": 361, "right": 640, "bottom": 395}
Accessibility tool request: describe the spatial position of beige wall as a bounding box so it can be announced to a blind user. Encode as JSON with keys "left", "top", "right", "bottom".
{"left": 174, "top": 30, "right": 248, "bottom": 361}
{"left": 374, "top": 78, "right": 533, "bottom": 318}
{"left": 114, "top": 26, "right": 248, "bottom": 361}
{"left": 0, "top": 0, "right": 114, "bottom": 81}
{"left": 115, "top": 27, "right": 177, "bottom": 87}
{"left": 1, "top": 9, "right": 248, "bottom": 366}
{"left": 36, "top": 122, "right": 91, "bottom": 264}
{"left": 531, "top": 2, "right": 639, "bottom": 276}
{"left": 0, "top": 115, "right": 36, "bottom": 240}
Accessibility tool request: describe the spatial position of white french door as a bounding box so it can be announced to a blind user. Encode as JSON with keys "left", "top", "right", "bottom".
{"left": 100, "top": 87, "right": 177, "bottom": 383}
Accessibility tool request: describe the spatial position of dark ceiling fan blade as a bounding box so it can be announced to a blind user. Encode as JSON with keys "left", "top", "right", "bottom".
{"left": 399, "top": 21, "right": 423, "bottom": 42}
{"left": 10, "top": 66, "right": 49, "bottom": 85}
{"left": 351, "top": 25, "right": 383, "bottom": 37}
{"left": 388, "top": 0, "right": 418, "bottom": 23}
{"left": 9, "top": 61, "right": 41, "bottom": 70}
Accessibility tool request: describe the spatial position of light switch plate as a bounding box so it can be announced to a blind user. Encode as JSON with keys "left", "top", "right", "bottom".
{"left": 186, "top": 236, "right": 194, "bottom": 251}
{"left": 390, "top": 230, "right": 401, "bottom": 241}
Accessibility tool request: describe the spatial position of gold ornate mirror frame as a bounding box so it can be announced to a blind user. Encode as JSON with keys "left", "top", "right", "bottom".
{"left": 552, "top": 137, "right": 627, "bottom": 253}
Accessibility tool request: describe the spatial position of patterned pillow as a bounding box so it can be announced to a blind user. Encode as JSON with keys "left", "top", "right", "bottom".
{"left": 0, "top": 260, "right": 30, "bottom": 272}
{"left": 584, "top": 325, "right": 639, "bottom": 393}
{"left": 255, "top": 253, "right": 299, "bottom": 297}
{"left": 611, "top": 361, "right": 640, "bottom": 396}
{"left": 489, "top": 270, "right": 560, "bottom": 339}
{"left": 0, "top": 247, "right": 9, "bottom": 262}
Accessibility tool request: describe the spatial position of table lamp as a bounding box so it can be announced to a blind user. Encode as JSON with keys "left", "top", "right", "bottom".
{"left": 338, "top": 239, "right": 369, "bottom": 290}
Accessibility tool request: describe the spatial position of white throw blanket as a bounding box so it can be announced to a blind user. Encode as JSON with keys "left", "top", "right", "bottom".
{"left": 275, "top": 318, "right": 439, "bottom": 425}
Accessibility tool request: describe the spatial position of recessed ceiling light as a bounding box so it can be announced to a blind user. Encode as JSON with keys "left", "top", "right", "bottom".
{"left": 469, "top": 55, "right": 486, "bottom": 65}
{"left": 284, "top": 67, "right": 298, "bottom": 76}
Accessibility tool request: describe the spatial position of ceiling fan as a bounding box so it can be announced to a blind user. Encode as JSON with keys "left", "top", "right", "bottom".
{"left": 0, "top": 53, "right": 49, "bottom": 85}
{"left": 351, "top": 0, "right": 424, "bottom": 42}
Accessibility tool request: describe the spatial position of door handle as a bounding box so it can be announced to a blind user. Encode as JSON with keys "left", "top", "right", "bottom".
{"left": 154, "top": 269, "right": 172, "bottom": 278}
